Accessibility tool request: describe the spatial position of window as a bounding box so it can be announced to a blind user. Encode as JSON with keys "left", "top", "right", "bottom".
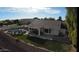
{"left": 44, "top": 28, "right": 51, "bottom": 33}
{"left": 44, "top": 29, "right": 49, "bottom": 33}
{"left": 49, "top": 29, "right": 51, "bottom": 33}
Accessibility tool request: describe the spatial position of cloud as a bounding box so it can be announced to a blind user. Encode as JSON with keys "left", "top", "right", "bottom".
{"left": 0, "top": 7, "right": 61, "bottom": 14}
{"left": 44, "top": 8, "right": 61, "bottom": 14}
{"left": 25, "top": 7, "right": 61, "bottom": 14}
{"left": 0, "top": 7, "right": 64, "bottom": 20}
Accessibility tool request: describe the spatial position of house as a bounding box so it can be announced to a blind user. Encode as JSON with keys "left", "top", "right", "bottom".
{"left": 6, "top": 29, "right": 26, "bottom": 35}
{"left": 19, "top": 18, "right": 33, "bottom": 25}
{"left": 27, "top": 20, "right": 68, "bottom": 42}
{"left": 0, "top": 24, "right": 19, "bottom": 30}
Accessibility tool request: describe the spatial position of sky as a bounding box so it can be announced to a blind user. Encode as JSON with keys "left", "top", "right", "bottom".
{"left": 0, "top": 7, "right": 67, "bottom": 20}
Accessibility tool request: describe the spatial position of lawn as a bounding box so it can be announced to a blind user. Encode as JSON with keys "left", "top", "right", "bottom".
{"left": 13, "top": 34, "right": 32, "bottom": 43}
{"left": 13, "top": 34, "right": 70, "bottom": 52}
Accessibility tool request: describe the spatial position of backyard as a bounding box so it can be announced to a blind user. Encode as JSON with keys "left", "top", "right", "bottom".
{"left": 13, "top": 34, "right": 71, "bottom": 52}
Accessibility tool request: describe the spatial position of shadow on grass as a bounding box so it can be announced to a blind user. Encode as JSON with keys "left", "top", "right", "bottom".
{"left": 13, "top": 34, "right": 71, "bottom": 52}
{"left": 27, "top": 36, "right": 70, "bottom": 52}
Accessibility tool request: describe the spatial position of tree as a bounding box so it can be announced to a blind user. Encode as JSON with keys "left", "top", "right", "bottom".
{"left": 65, "top": 7, "right": 77, "bottom": 49}
{"left": 57, "top": 16, "right": 62, "bottom": 21}
{"left": 2, "top": 20, "right": 14, "bottom": 25}
{"left": 49, "top": 17, "right": 55, "bottom": 20}
{"left": 33, "top": 17, "right": 40, "bottom": 20}
{"left": 13, "top": 19, "right": 21, "bottom": 25}
{"left": 0, "top": 22, "right": 3, "bottom": 26}
{"left": 44, "top": 17, "right": 48, "bottom": 20}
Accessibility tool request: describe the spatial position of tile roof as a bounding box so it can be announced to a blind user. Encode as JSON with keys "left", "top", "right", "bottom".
{"left": 28, "top": 20, "right": 61, "bottom": 29}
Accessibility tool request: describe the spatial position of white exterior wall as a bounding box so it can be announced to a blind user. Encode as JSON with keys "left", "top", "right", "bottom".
{"left": 50, "top": 25, "right": 60, "bottom": 35}
{"left": 50, "top": 30, "right": 59, "bottom": 35}
{"left": 60, "top": 29, "right": 66, "bottom": 35}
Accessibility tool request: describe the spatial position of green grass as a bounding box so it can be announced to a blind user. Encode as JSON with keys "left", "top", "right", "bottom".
{"left": 13, "top": 34, "right": 70, "bottom": 52}
{"left": 13, "top": 34, "right": 32, "bottom": 43}
{"left": 43, "top": 40, "right": 70, "bottom": 52}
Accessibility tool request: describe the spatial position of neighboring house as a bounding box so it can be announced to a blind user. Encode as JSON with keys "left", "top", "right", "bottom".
{"left": 19, "top": 18, "right": 33, "bottom": 25}
{"left": 0, "top": 24, "right": 19, "bottom": 30}
{"left": 6, "top": 29, "right": 26, "bottom": 35}
{"left": 27, "top": 20, "right": 68, "bottom": 42}
{"left": 0, "top": 23, "right": 28, "bottom": 35}
{"left": 18, "top": 25, "right": 28, "bottom": 30}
